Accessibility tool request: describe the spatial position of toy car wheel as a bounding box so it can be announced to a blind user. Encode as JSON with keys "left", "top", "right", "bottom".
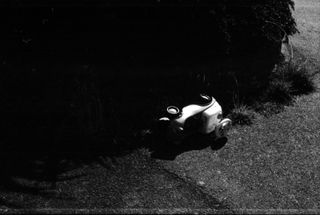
{"left": 166, "top": 106, "right": 180, "bottom": 119}
{"left": 215, "top": 118, "right": 232, "bottom": 139}
{"left": 190, "top": 94, "right": 212, "bottom": 106}
{"left": 199, "top": 94, "right": 212, "bottom": 103}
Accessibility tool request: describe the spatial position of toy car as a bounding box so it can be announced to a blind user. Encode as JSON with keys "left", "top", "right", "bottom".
{"left": 157, "top": 94, "right": 232, "bottom": 145}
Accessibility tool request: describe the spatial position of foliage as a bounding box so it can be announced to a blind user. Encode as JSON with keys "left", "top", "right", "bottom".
{"left": 253, "top": 101, "right": 285, "bottom": 117}
{"left": 264, "top": 78, "right": 293, "bottom": 104}
{"left": 253, "top": 60, "right": 316, "bottom": 117}
{"left": 283, "top": 62, "right": 316, "bottom": 95}
{"left": 228, "top": 104, "right": 255, "bottom": 126}
{"left": 265, "top": 61, "right": 316, "bottom": 102}
{"left": 0, "top": 0, "right": 298, "bottom": 59}
{"left": 189, "top": 0, "right": 298, "bottom": 55}
{"left": 250, "top": 0, "right": 298, "bottom": 40}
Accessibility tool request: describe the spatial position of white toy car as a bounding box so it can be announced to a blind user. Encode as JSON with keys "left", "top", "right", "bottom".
{"left": 158, "top": 94, "right": 232, "bottom": 145}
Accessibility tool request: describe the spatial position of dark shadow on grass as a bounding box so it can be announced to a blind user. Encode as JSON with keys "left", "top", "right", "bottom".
{"left": 0, "top": 176, "right": 75, "bottom": 205}
{"left": 149, "top": 132, "right": 228, "bottom": 160}
{"left": 0, "top": 197, "right": 23, "bottom": 209}
{"left": 0, "top": 176, "right": 46, "bottom": 194}
{"left": 0, "top": 133, "right": 133, "bottom": 205}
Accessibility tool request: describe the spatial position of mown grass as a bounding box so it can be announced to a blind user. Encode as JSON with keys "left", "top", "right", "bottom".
{"left": 211, "top": 81, "right": 320, "bottom": 209}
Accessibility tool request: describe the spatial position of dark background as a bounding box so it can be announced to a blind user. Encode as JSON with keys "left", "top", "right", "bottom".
{"left": 0, "top": 0, "right": 297, "bottom": 186}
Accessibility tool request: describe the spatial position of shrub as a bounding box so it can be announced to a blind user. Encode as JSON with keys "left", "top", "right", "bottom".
{"left": 265, "top": 61, "right": 315, "bottom": 100}
{"left": 253, "top": 101, "right": 285, "bottom": 117}
{"left": 228, "top": 104, "right": 256, "bottom": 126}
{"left": 285, "top": 63, "right": 316, "bottom": 95}
{"left": 264, "top": 78, "right": 293, "bottom": 104}
{"left": 251, "top": 0, "right": 298, "bottom": 40}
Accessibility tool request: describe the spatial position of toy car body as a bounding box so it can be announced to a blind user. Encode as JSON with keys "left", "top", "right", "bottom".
{"left": 158, "top": 94, "right": 232, "bottom": 144}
